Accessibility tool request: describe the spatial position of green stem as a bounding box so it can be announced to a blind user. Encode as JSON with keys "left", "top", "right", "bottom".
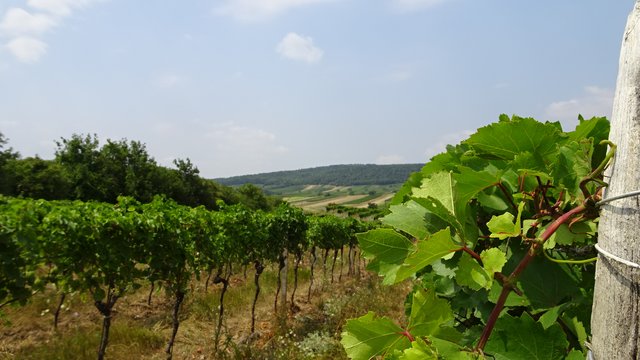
{"left": 543, "top": 250, "right": 597, "bottom": 265}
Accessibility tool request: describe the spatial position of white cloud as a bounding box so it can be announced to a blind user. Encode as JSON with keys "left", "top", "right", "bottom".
{"left": 215, "top": 0, "right": 337, "bottom": 21}
{"left": 424, "top": 129, "right": 473, "bottom": 159}
{"left": 6, "top": 36, "right": 48, "bottom": 63}
{"left": 391, "top": 0, "right": 449, "bottom": 12}
{"left": 0, "top": 7, "right": 58, "bottom": 36}
{"left": 376, "top": 154, "right": 405, "bottom": 164}
{"left": 546, "top": 86, "right": 614, "bottom": 128}
{"left": 276, "top": 32, "right": 323, "bottom": 64}
{"left": 27, "top": 0, "right": 102, "bottom": 16}
{"left": 0, "top": 1, "right": 105, "bottom": 63}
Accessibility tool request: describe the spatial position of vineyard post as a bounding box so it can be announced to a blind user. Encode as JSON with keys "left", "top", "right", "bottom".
{"left": 591, "top": 1, "right": 640, "bottom": 358}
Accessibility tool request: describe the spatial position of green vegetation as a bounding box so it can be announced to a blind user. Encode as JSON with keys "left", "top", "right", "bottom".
{"left": 215, "top": 164, "right": 422, "bottom": 187}
{"left": 0, "top": 194, "right": 369, "bottom": 359}
{"left": 343, "top": 115, "right": 609, "bottom": 359}
{"left": 0, "top": 133, "right": 280, "bottom": 211}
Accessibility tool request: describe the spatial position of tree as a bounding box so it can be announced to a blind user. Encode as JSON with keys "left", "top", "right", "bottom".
{"left": 55, "top": 134, "right": 104, "bottom": 201}
{"left": 0, "top": 132, "right": 20, "bottom": 194}
{"left": 591, "top": 2, "right": 640, "bottom": 357}
{"left": 1, "top": 157, "right": 71, "bottom": 199}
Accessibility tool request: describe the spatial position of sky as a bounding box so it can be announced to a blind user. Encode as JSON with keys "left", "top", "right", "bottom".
{"left": 0, "top": 0, "right": 634, "bottom": 178}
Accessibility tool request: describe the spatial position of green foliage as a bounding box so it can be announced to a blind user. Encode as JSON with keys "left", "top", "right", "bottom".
{"left": 343, "top": 115, "right": 609, "bottom": 359}
{"left": 0, "top": 133, "right": 278, "bottom": 211}
{"left": 216, "top": 163, "right": 423, "bottom": 187}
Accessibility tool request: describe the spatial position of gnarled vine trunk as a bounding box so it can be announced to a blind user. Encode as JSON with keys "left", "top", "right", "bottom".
{"left": 308, "top": 246, "right": 316, "bottom": 302}
{"left": 591, "top": 2, "right": 640, "bottom": 358}
{"left": 213, "top": 265, "right": 231, "bottom": 351}
{"left": 274, "top": 252, "right": 286, "bottom": 311}
{"left": 251, "top": 261, "right": 264, "bottom": 334}
{"left": 95, "top": 286, "right": 120, "bottom": 360}
{"left": 290, "top": 252, "right": 302, "bottom": 311}
{"left": 54, "top": 292, "right": 65, "bottom": 330}
{"left": 165, "top": 290, "right": 185, "bottom": 359}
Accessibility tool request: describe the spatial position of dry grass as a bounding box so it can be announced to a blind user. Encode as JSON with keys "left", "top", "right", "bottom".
{"left": 0, "top": 258, "right": 411, "bottom": 360}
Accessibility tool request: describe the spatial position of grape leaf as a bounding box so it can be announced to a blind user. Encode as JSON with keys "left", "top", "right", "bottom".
{"left": 413, "top": 169, "right": 496, "bottom": 241}
{"left": 537, "top": 304, "right": 568, "bottom": 329}
{"left": 480, "top": 248, "right": 507, "bottom": 275}
{"left": 397, "top": 338, "right": 438, "bottom": 360}
{"left": 431, "top": 338, "right": 480, "bottom": 360}
{"left": 408, "top": 288, "right": 454, "bottom": 337}
{"left": 566, "top": 350, "right": 586, "bottom": 360}
{"left": 412, "top": 197, "right": 463, "bottom": 237}
{"left": 487, "top": 202, "right": 524, "bottom": 240}
{"left": 382, "top": 200, "right": 431, "bottom": 240}
{"left": 455, "top": 253, "right": 490, "bottom": 291}
{"left": 413, "top": 172, "right": 457, "bottom": 216}
{"left": 517, "top": 256, "right": 579, "bottom": 310}
{"left": 560, "top": 315, "right": 588, "bottom": 352}
{"left": 465, "top": 116, "right": 567, "bottom": 162}
{"left": 568, "top": 115, "right": 609, "bottom": 168}
{"left": 341, "top": 312, "right": 411, "bottom": 360}
{"left": 484, "top": 313, "right": 568, "bottom": 360}
{"left": 395, "top": 229, "right": 459, "bottom": 283}
{"left": 550, "top": 140, "right": 593, "bottom": 198}
{"left": 357, "top": 229, "right": 414, "bottom": 284}
{"left": 357, "top": 228, "right": 413, "bottom": 266}
{"left": 543, "top": 222, "right": 594, "bottom": 249}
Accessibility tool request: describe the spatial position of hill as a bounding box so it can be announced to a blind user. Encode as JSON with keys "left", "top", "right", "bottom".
{"left": 215, "top": 164, "right": 423, "bottom": 213}
{"left": 215, "top": 163, "right": 423, "bottom": 187}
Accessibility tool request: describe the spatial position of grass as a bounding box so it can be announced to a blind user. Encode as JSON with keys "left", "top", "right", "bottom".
{"left": 0, "top": 255, "right": 411, "bottom": 360}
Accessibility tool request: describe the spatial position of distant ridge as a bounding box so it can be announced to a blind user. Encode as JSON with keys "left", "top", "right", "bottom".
{"left": 215, "top": 164, "right": 423, "bottom": 187}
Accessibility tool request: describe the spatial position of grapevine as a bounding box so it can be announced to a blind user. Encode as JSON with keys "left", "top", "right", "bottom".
{"left": 342, "top": 115, "right": 610, "bottom": 359}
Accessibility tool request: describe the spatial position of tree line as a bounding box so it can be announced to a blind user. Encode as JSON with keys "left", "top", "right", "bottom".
{"left": 215, "top": 163, "right": 423, "bottom": 187}
{"left": 0, "top": 132, "right": 278, "bottom": 210}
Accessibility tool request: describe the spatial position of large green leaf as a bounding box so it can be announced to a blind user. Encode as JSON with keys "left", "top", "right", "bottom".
{"left": 413, "top": 172, "right": 457, "bottom": 216}
{"left": 408, "top": 288, "right": 454, "bottom": 337}
{"left": 568, "top": 115, "right": 609, "bottom": 167}
{"left": 455, "top": 253, "right": 490, "bottom": 291}
{"left": 517, "top": 256, "right": 580, "bottom": 310}
{"left": 382, "top": 200, "right": 431, "bottom": 240}
{"left": 484, "top": 313, "right": 568, "bottom": 360}
{"left": 550, "top": 140, "right": 593, "bottom": 199}
{"left": 341, "top": 312, "right": 411, "bottom": 360}
{"left": 412, "top": 197, "right": 463, "bottom": 237}
{"left": 412, "top": 169, "right": 497, "bottom": 242}
{"left": 395, "top": 229, "right": 459, "bottom": 283}
{"left": 465, "top": 116, "right": 566, "bottom": 161}
{"left": 357, "top": 228, "right": 413, "bottom": 266}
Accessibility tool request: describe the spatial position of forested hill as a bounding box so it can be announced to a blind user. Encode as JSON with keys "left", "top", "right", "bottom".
{"left": 215, "top": 163, "right": 423, "bottom": 186}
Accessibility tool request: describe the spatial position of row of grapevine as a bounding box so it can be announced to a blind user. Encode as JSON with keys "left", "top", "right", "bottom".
{"left": 0, "top": 195, "right": 370, "bottom": 359}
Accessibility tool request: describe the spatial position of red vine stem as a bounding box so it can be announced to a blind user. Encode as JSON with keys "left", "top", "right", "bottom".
{"left": 461, "top": 245, "right": 483, "bottom": 266}
{"left": 474, "top": 203, "right": 587, "bottom": 351}
{"left": 398, "top": 329, "right": 415, "bottom": 342}
{"left": 496, "top": 182, "right": 518, "bottom": 212}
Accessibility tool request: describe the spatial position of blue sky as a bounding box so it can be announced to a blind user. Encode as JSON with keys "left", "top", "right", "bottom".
{"left": 0, "top": 0, "right": 633, "bottom": 178}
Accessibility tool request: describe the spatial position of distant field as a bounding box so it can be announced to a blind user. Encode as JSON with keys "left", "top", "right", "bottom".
{"left": 279, "top": 184, "right": 400, "bottom": 212}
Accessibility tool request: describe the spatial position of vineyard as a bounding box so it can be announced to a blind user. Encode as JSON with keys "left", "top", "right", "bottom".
{"left": 0, "top": 196, "right": 375, "bottom": 359}
{"left": 0, "top": 114, "right": 619, "bottom": 360}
